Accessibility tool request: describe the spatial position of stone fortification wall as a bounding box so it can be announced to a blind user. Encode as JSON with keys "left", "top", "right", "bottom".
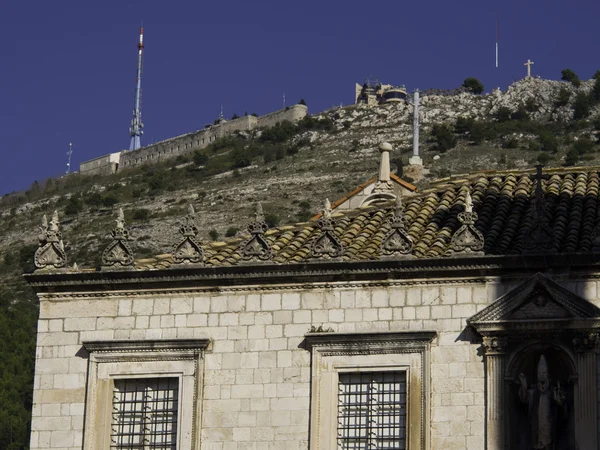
{"left": 79, "top": 153, "right": 121, "bottom": 176}
{"left": 83, "top": 105, "right": 307, "bottom": 173}
{"left": 119, "top": 115, "right": 257, "bottom": 169}
{"left": 257, "top": 104, "right": 307, "bottom": 129}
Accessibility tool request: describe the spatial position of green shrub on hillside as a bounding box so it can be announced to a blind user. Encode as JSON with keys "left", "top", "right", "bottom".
{"left": 462, "top": 77, "right": 484, "bottom": 94}
{"left": 561, "top": 69, "right": 581, "bottom": 87}
{"left": 454, "top": 117, "right": 474, "bottom": 135}
{"left": 573, "top": 92, "right": 593, "bottom": 120}
{"left": 431, "top": 124, "right": 457, "bottom": 152}
{"left": 538, "top": 131, "right": 558, "bottom": 153}
{"left": 565, "top": 149, "right": 579, "bottom": 166}
{"left": 573, "top": 137, "right": 594, "bottom": 156}
{"left": 554, "top": 88, "right": 571, "bottom": 107}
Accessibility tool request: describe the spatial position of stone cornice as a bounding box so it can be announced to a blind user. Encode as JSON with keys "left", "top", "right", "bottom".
{"left": 302, "top": 331, "right": 437, "bottom": 354}
{"left": 24, "top": 253, "right": 600, "bottom": 296}
{"left": 82, "top": 339, "right": 210, "bottom": 353}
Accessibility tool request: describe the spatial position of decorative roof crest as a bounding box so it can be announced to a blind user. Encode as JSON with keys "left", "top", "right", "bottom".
{"left": 523, "top": 165, "right": 555, "bottom": 253}
{"left": 449, "top": 189, "right": 484, "bottom": 255}
{"left": 240, "top": 203, "right": 272, "bottom": 261}
{"left": 101, "top": 208, "right": 135, "bottom": 267}
{"left": 311, "top": 199, "right": 344, "bottom": 259}
{"left": 34, "top": 211, "right": 67, "bottom": 270}
{"left": 381, "top": 195, "right": 413, "bottom": 256}
{"left": 172, "top": 204, "right": 203, "bottom": 265}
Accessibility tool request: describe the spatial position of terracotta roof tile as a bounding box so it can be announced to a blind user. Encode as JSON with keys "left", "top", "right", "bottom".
{"left": 132, "top": 168, "right": 600, "bottom": 270}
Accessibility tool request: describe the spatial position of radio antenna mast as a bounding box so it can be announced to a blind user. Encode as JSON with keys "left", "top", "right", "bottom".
{"left": 65, "top": 142, "right": 73, "bottom": 175}
{"left": 129, "top": 26, "right": 145, "bottom": 151}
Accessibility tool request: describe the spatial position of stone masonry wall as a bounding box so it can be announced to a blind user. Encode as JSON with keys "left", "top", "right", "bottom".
{"left": 100, "top": 105, "right": 307, "bottom": 172}
{"left": 30, "top": 276, "right": 599, "bottom": 450}
{"left": 256, "top": 104, "right": 307, "bottom": 129}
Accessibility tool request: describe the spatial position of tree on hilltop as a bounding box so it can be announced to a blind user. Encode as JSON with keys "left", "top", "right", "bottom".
{"left": 561, "top": 69, "right": 581, "bottom": 87}
{"left": 462, "top": 78, "right": 484, "bottom": 95}
{"left": 299, "top": 98, "right": 307, "bottom": 106}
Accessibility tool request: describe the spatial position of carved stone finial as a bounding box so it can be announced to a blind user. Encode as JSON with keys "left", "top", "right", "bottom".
{"left": 482, "top": 336, "right": 508, "bottom": 355}
{"left": 465, "top": 190, "right": 473, "bottom": 213}
{"left": 381, "top": 195, "right": 413, "bottom": 257}
{"left": 240, "top": 203, "right": 272, "bottom": 261}
{"left": 311, "top": 199, "right": 344, "bottom": 259}
{"left": 102, "top": 208, "right": 134, "bottom": 267}
{"left": 523, "top": 165, "right": 555, "bottom": 253}
{"left": 449, "top": 189, "right": 484, "bottom": 255}
{"left": 373, "top": 142, "right": 394, "bottom": 194}
{"left": 172, "top": 204, "right": 203, "bottom": 265}
{"left": 34, "top": 211, "right": 67, "bottom": 270}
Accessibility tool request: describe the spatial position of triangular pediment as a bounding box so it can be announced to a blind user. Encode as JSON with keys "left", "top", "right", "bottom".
{"left": 468, "top": 273, "right": 600, "bottom": 331}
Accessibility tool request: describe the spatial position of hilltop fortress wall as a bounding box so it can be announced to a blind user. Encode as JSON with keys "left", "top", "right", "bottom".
{"left": 81, "top": 105, "right": 307, "bottom": 174}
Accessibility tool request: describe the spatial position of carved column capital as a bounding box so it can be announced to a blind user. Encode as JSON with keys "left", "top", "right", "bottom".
{"left": 572, "top": 332, "right": 599, "bottom": 353}
{"left": 482, "top": 336, "right": 508, "bottom": 355}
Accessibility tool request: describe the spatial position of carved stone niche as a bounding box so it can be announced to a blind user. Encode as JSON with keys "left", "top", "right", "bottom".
{"left": 468, "top": 273, "right": 600, "bottom": 450}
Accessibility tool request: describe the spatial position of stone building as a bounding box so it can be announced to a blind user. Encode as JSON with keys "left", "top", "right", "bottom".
{"left": 25, "top": 164, "right": 600, "bottom": 449}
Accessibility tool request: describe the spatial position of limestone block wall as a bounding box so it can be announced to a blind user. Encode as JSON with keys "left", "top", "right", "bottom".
{"left": 28, "top": 277, "right": 539, "bottom": 450}
{"left": 256, "top": 104, "right": 307, "bottom": 129}
{"left": 33, "top": 276, "right": 600, "bottom": 449}
{"left": 79, "top": 153, "right": 121, "bottom": 176}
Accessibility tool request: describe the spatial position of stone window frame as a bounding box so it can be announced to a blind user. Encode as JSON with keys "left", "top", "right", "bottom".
{"left": 303, "top": 331, "right": 436, "bottom": 450}
{"left": 81, "top": 339, "right": 210, "bottom": 450}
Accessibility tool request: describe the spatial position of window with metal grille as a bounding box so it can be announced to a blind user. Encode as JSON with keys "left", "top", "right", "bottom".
{"left": 111, "top": 377, "right": 179, "bottom": 450}
{"left": 337, "top": 371, "right": 407, "bottom": 450}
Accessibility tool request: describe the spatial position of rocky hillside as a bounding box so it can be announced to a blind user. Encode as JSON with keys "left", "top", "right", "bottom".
{"left": 2, "top": 75, "right": 600, "bottom": 447}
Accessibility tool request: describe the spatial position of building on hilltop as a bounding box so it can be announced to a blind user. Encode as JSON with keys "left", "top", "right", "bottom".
{"left": 25, "top": 164, "right": 600, "bottom": 450}
{"left": 355, "top": 81, "right": 408, "bottom": 106}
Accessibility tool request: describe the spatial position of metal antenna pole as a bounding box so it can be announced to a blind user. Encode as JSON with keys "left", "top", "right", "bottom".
{"left": 129, "top": 26, "right": 144, "bottom": 151}
{"left": 66, "top": 142, "right": 73, "bottom": 175}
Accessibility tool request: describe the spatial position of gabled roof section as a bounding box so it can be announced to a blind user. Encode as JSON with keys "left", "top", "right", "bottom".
{"left": 327, "top": 173, "right": 417, "bottom": 212}
{"left": 468, "top": 273, "right": 600, "bottom": 329}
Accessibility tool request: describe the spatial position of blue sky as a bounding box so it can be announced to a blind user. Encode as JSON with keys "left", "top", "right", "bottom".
{"left": 1, "top": 0, "right": 599, "bottom": 195}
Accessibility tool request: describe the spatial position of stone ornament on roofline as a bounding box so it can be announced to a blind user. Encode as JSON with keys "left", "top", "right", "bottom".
{"left": 449, "top": 189, "right": 484, "bottom": 255}
{"left": 381, "top": 195, "right": 413, "bottom": 257}
{"left": 34, "top": 211, "right": 67, "bottom": 270}
{"left": 240, "top": 203, "right": 272, "bottom": 262}
{"left": 523, "top": 165, "right": 555, "bottom": 253}
{"left": 101, "top": 208, "right": 134, "bottom": 267}
{"left": 311, "top": 199, "right": 344, "bottom": 259}
{"left": 172, "top": 204, "right": 203, "bottom": 265}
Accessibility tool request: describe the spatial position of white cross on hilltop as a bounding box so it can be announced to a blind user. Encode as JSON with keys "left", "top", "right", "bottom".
{"left": 524, "top": 59, "right": 534, "bottom": 78}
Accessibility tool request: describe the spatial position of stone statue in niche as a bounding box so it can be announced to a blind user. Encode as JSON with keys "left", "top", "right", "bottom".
{"left": 518, "top": 354, "right": 566, "bottom": 450}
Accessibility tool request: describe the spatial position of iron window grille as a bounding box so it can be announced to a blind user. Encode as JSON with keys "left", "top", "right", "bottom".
{"left": 337, "top": 371, "right": 407, "bottom": 450}
{"left": 111, "top": 377, "right": 179, "bottom": 450}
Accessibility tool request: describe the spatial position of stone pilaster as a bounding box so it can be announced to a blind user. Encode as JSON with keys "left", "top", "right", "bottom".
{"left": 482, "top": 336, "right": 508, "bottom": 450}
{"left": 573, "top": 332, "right": 599, "bottom": 450}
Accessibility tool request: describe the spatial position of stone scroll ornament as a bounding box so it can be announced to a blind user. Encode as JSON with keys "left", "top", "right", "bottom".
{"left": 172, "top": 204, "right": 203, "bottom": 264}
{"left": 34, "top": 211, "right": 67, "bottom": 269}
{"left": 449, "top": 190, "right": 484, "bottom": 254}
{"left": 240, "top": 203, "right": 273, "bottom": 261}
{"left": 101, "top": 208, "right": 134, "bottom": 267}
{"left": 311, "top": 199, "right": 344, "bottom": 259}
{"left": 381, "top": 195, "right": 413, "bottom": 256}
